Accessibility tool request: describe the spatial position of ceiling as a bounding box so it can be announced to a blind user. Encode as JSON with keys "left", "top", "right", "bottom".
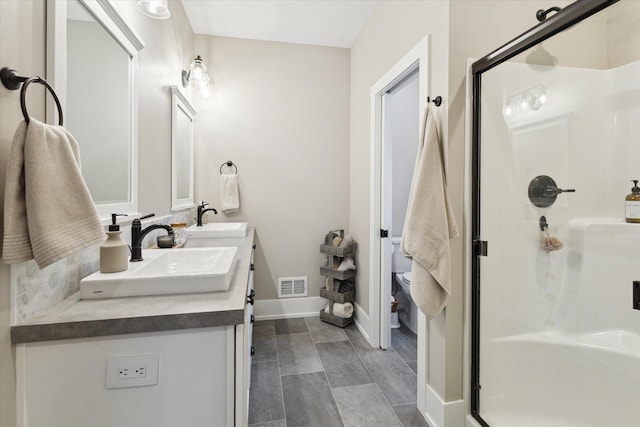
{"left": 180, "top": 0, "right": 379, "bottom": 49}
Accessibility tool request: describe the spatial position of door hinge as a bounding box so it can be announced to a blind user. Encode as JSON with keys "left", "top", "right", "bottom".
{"left": 633, "top": 281, "right": 640, "bottom": 311}
{"left": 380, "top": 229, "right": 389, "bottom": 238}
{"left": 474, "top": 240, "right": 488, "bottom": 256}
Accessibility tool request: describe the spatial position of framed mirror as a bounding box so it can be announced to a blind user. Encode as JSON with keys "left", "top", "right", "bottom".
{"left": 47, "top": 0, "right": 144, "bottom": 220}
{"left": 170, "top": 86, "right": 196, "bottom": 211}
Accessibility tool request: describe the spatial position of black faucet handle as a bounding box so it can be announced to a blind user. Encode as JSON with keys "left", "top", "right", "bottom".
{"left": 139, "top": 213, "right": 155, "bottom": 220}
{"left": 199, "top": 201, "right": 209, "bottom": 208}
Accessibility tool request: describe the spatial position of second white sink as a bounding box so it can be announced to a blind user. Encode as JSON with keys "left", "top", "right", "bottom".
{"left": 80, "top": 247, "right": 238, "bottom": 299}
{"left": 186, "top": 222, "right": 248, "bottom": 239}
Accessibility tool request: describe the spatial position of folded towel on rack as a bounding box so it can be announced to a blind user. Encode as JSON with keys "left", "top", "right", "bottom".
{"left": 220, "top": 173, "right": 239, "bottom": 214}
{"left": 336, "top": 256, "right": 356, "bottom": 271}
{"left": 2, "top": 119, "right": 105, "bottom": 269}
{"left": 324, "top": 301, "right": 353, "bottom": 318}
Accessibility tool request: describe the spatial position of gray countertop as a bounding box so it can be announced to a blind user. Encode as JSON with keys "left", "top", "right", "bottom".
{"left": 11, "top": 228, "right": 255, "bottom": 344}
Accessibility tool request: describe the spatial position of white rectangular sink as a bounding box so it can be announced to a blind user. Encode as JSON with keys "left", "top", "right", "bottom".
{"left": 80, "top": 247, "right": 238, "bottom": 299}
{"left": 186, "top": 222, "right": 248, "bottom": 239}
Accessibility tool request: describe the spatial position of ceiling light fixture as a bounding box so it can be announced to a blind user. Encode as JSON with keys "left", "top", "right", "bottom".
{"left": 182, "top": 55, "right": 211, "bottom": 96}
{"left": 137, "top": 0, "right": 171, "bottom": 20}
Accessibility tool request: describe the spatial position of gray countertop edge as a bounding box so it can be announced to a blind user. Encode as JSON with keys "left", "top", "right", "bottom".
{"left": 11, "top": 310, "right": 245, "bottom": 344}
{"left": 11, "top": 228, "right": 255, "bottom": 344}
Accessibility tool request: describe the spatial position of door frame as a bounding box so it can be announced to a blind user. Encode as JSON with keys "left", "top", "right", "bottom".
{"left": 368, "top": 33, "right": 429, "bottom": 406}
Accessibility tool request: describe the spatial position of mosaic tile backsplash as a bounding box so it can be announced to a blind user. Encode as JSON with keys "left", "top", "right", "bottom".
{"left": 12, "top": 211, "right": 194, "bottom": 323}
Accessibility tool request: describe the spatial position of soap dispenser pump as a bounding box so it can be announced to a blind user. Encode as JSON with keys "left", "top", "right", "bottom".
{"left": 626, "top": 180, "right": 640, "bottom": 224}
{"left": 100, "top": 214, "right": 129, "bottom": 273}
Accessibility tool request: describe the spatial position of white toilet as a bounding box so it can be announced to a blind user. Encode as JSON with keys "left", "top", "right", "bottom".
{"left": 391, "top": 238, "right": 418, "bottom": 334}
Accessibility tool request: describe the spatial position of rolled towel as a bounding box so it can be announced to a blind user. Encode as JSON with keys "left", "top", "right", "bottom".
{"left": 324, "top": 302, "right": 353, "bottom": 318}
{"left": 337, "top": 256, "right": 356, "bottom": 271}
{"left": 338, "top": 234, "right": 354, "bottom": 250}
{"left": 332, "top": 236, "right": 343, "bottom": 247}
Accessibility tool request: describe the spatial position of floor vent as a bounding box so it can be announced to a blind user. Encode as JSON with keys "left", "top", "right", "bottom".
{"left": 278, "top": 276, "right": 308, "bottom": 298}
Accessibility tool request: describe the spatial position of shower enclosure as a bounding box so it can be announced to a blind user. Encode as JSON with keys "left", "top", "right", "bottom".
{"left": 471, "top": 1, "right": 639, "bottom": 426}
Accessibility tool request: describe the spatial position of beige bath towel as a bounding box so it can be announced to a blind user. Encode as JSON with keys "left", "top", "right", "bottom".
{"left": 2, "top": 119, "right": 105, "bottom": 269}
{"left": 400, "top": 105, "right": 459, "bottom": 319}
{"left": 220, "top": 173, "right": 239, "bottom": 214}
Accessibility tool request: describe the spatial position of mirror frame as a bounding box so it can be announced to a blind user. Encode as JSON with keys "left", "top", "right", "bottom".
{"left": 47, "top": 0, "right": 145, "bottom": 221}
{"left": 170, "top": 86, "right": 196, "bottom": 211}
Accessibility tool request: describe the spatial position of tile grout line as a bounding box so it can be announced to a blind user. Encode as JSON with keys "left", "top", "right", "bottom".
{"left": 305, "top": 317, "right": 348, "bottom": 427}
{"left": 274, "top": 324, "right": 288, "bottom": 427}
{"left": 344, "top": 327, "right": 406, "bottom": 427}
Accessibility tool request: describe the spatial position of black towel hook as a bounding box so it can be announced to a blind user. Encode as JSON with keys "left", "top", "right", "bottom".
{"left": 1, "top": 67, "right": 63, "bottom": 126}
{"left": 427, "top": 96, "right": 442, "bottom": 107}
{"left": 219, "top": 160, "right": 238, "bottom": 174}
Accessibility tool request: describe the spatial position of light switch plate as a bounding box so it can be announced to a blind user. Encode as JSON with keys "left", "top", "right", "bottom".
{"left": 106, "top": 354, "right": 159, "bottom": 389}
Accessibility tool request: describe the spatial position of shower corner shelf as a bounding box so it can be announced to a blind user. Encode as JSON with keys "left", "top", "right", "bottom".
{"left": 319, "top": 233, "right": 356, "bottom": 328}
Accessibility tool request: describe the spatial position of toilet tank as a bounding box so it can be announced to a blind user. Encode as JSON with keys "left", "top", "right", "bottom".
{"left": 391, "top": 237, "right": 412, "bottom": 273}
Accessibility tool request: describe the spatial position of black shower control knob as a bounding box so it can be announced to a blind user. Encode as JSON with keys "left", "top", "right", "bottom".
{"left": 528, "top": 175, "right": 576, "bottom": 208}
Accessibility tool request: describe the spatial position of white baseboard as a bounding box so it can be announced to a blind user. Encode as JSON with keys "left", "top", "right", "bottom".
{"left": 353, "top": 302, "right": 372, "bottom": 344}
{"left": 424, "top": 384, "right": 465, "bottom": 427}
{"left": 253, "top": 296, "right": 326, "bottom": 320}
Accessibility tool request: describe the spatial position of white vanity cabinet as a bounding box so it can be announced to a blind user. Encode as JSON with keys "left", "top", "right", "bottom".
{"left": 17, "top": 327, "right": 237, "bottom": 427}
{"left": 13, "top": 229, "right": 257, "bottom": 427}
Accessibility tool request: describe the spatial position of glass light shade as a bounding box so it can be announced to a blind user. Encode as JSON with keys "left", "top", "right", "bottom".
{"left": 137, "top": 0, "right": 171, "bottom": 20}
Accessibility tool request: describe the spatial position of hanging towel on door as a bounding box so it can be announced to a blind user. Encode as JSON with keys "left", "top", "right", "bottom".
{"left": 220, "top": 172, "right": 239, "bottom": 214}
{"left": 2, "top": 119, "right": 105, "bottom": 269}
{"left": 400, "top": 105, "right": 459, "bottom": 319}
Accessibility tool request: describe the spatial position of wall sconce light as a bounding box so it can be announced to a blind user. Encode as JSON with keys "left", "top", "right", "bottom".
{"left": 182, "top": 55, "right": 211, "bottom": 96}
{"left": 137, "top": 0, "right": 171, "bottom": 20}
{"left": 503, "top": 85, "right": 548, "bottom": 117}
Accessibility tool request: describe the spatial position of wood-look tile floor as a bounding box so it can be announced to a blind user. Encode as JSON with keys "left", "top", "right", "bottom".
{"left": 248, "top": 317, "right": 430, "bottom": 427}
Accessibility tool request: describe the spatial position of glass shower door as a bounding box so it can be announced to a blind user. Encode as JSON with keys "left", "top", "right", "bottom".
{"left": 472, "top": 1, "right": 640, "bottom": 426}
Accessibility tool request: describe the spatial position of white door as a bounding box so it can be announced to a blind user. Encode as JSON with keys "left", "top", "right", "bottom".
{"left": 379, "top": 93, "right": 393, "bottom": 349}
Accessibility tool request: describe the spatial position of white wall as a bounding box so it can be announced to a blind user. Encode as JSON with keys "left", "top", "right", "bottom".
{"left": 193, "top": 35, "right": 351, "bottom": 301}
{"left": 0, "top": 3, "right": 47, "bottom": 425}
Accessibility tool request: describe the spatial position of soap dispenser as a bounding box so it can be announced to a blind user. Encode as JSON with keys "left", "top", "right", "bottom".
{"left": 626, "top": 180, "right": 640, "bottom": 224}
{"left": 100, "top": 214, "right": 129, "bottom": 273}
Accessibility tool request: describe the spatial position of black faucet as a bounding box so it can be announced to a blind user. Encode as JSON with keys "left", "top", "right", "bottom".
{"left": 196, "top": 201, "right": 218, "bottom": 226}
{"left": 130, "top": 213, "right": 175, "bottom": 262}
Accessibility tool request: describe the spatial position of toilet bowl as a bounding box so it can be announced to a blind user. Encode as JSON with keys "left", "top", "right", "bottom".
{"left": 394, "top": 271, "right": 418, "bottom": 334}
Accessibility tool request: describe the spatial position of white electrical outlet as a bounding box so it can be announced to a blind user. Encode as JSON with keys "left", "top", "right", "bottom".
{"left": 118, "top": 365, "right": 146, "bottom": 379}
{"left": 107, "top": 354, "right": 159, "bottom": 389}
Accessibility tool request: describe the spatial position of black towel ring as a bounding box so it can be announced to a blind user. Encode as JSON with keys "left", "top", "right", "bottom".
{"left": 1, "top": 67, "right": 63, "bottom": 126}
{"left": 219, "top": 160, "right": 238, "bottom": 174}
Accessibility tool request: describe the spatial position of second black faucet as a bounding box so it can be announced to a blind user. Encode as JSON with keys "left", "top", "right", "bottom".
{"left": 197, "top": 201, "right": 218, "bottom": 226}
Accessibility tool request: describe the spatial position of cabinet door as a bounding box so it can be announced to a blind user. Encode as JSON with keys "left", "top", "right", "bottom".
{"left": 19, "top": 327, "right": 234, "bottom": 427}
{"left": 236, "top": 262, "right": 254, "bottom": 426}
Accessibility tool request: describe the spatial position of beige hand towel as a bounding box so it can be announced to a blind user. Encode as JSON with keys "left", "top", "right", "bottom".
{"left": 220, "top": 173, "right": 239, "bottom": 214}
{"left": 400, "top": 105, "right": 459, "bottom": 319}
{"left": 2, "top": 119, "right": 105, "bottom": 269}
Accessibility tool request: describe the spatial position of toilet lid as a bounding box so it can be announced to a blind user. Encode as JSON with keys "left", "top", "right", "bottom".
{"left": 401, "top": 272, "right": 411, "bottom": 284}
